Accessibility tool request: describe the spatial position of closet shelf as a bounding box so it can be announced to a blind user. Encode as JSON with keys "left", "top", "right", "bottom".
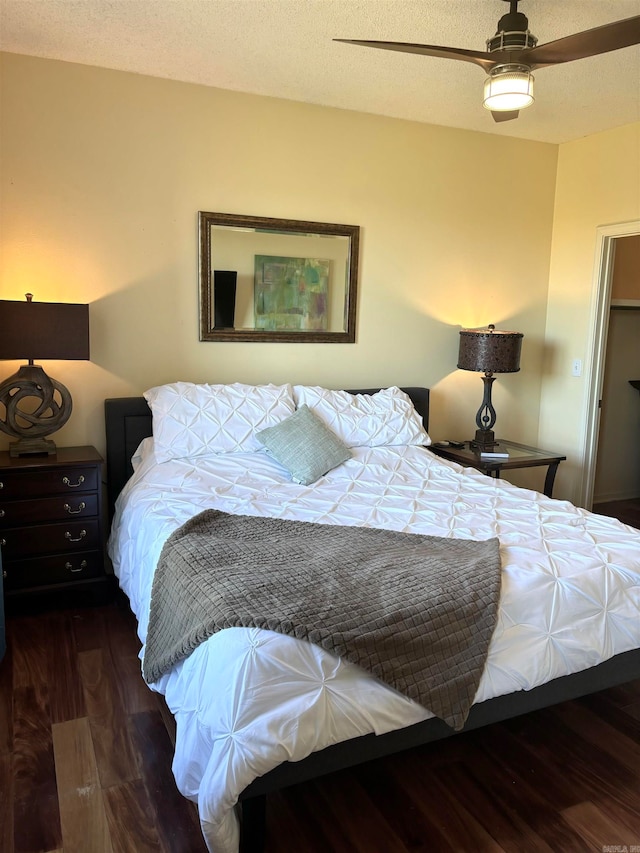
{"left": 610, "top": 299, "right": 640, "bottom": 309}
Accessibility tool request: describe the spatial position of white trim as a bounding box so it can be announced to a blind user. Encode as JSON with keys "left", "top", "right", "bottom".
{"left": 580, "top": 220, "right": 640, "bottom": 509}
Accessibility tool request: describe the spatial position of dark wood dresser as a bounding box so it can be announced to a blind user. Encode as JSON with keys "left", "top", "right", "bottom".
{"left": 0, "top": 446, "right": 111, "bottom": 606}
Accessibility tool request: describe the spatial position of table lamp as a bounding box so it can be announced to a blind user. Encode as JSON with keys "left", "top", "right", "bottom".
{"left": 0, "top": 294, "right": 90, "bottom": 457}
{"left": 457, "top": 324, "right": 523, "bottom": 450}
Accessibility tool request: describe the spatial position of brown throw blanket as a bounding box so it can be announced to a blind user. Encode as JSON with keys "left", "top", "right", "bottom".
{"left": 143, "top": 510, "right": 502, "bottom": 730}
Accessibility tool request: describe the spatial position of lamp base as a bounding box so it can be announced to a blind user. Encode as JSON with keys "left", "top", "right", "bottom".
{"left": 0, "top": 363, "right": 72, "bottom": 454}
{"left": 470, "top": 428, "right": 497, "bottom": 451}
{"left": 9, "top": 436, "right": 57, "bottom": 457}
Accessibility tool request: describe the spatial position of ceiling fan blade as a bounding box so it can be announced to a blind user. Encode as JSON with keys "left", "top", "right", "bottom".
{"left": 492, "top": 110, "right": 519, "bottom": 123}
{"left": 333, "top": 39, "right": 496, "bottom": 72}
{"left": 525, "top": 15, "right": 640, "bottom": 69}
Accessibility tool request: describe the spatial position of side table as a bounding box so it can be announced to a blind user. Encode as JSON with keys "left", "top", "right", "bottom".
{"left": 0, "top": 549, "right": 4, "bottom": 661}
{"left": 429, "top": 439, "right": 567, "bottom": 498}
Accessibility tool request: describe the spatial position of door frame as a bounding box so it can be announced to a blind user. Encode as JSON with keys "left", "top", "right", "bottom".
{"left": 580, "top": 219, "right": 640, "bottom": 508}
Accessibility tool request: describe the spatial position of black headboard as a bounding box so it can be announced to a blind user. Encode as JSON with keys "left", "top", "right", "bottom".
{"left": 104, "top": 387, "right": 430, "bottom": 518}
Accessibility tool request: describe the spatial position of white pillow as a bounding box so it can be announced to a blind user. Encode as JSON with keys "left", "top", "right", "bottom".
{"left": 144, "top": 382, "right": 296, "bottom": 461}
{"left": 292, "top": 386, "right": 431, "bottom": 448}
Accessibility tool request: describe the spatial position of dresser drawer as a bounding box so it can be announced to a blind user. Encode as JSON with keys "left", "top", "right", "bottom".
{"left": 0, "top": 465, "right": 99, "bottom": 499}
{"left": 3, "top": 550, "right": 104, "bottom": 591}
{"left": 0, "top": 519, "right": 101, "bottom": 559}
{"left": 0, "top": 493, "right": 99, "bottom": 527}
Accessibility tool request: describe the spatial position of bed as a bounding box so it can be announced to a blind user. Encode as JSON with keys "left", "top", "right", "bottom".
{"left": 105, "top": 383, "right": 640, "bottom": 853}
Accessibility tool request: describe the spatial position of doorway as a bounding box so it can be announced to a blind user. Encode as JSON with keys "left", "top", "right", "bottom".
{"left": 582, "top": 221, "right": 640, "bottom": 509}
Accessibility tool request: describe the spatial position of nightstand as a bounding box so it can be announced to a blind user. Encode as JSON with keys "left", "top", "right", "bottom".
{"left": 0, "top": 446, "right": 111, "bottom": 606}
{"left": 429, "top": 439, "right": 567, "bottom": 498}
{"left": 0, "top": 549, "right": 4, "bottom": 661}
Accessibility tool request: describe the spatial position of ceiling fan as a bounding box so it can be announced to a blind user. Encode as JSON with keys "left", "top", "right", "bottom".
{"left": 335, "top": 0, "right": 640, "bottom": 122}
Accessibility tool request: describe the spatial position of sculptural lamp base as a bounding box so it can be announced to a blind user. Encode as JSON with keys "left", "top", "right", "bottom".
{"left": 471, "top": 427, "right": 497, "bottom": 451}
{"left": 9, "top": 435, "right": 57, "bottom": 457}
{"left": 468, "top": 374, "right": 499, "bottom": 451}
{"left": 0, "top": 363, "right": 72, "bottom": 457}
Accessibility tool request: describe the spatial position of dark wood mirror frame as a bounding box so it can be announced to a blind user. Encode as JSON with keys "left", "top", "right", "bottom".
{"left": 199, "top": 211, "right": 359, "bottom": 343}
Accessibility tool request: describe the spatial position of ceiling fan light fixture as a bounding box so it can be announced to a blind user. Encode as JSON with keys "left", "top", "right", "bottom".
{"left": 338, "top": 2, "right": 640, "bottom": 125}
{"left": 483, "top": 64, "right": 534, "bottom": 111}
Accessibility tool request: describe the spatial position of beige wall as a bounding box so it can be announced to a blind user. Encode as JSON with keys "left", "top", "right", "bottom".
{"left": 541, "top": 122, "right": 640, "bottom": 503}
{"left": 0, "top": 53, "right": 558, "bottom": 484}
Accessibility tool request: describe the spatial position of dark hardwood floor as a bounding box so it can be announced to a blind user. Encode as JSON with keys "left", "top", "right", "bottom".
{"left": 2, "top": 592, "right": 639, "bottom": 853}
{"left": 592, "top": 497, "right": 640, "bottom": 529}
{"left": 1, "top": 597, "right": 206, "bottom": 853}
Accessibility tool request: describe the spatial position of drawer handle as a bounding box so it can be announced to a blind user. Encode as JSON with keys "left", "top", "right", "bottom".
{"left": 0, "top": 482, "right": 3, "bottom": 489}
{"left": 64, "top": 502, "right": 86, "bottom": 515}
{"left": 0, "top": 538, "right": 5, "bottom": 547}
{"left": 65, "top": 529, "right": 87, "bottom": 542}
{"left": 0, "top": 509, "right": 4, "bottom": 518}
{"left": 63, "top": 475, "right": 85, "bottom": 488}
{"left": 65, "top": 560, "right": 88, "bottom": 573}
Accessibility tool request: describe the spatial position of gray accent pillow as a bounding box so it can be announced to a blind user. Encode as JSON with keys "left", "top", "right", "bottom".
{"left": 256, "top": 404, "right": 352, "bottom": 485}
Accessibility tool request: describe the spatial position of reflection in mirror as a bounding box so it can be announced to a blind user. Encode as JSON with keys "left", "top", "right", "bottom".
{"left": 199, "top": 212, "right": 359, "bottom": 342}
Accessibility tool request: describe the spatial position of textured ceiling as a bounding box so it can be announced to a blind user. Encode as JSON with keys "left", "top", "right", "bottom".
{"left": 1, "top": 0, "right": 639, "bottom": 144}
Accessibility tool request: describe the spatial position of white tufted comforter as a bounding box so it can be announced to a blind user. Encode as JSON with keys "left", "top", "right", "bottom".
{"left": 108, "top": 440, "right": 640, "bottom": 853}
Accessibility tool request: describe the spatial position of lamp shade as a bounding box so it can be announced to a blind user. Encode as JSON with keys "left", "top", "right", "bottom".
{"left": 458, "top": 326, "right": 523, "bottom": 375}
{"left": 0, "top": 298, "right": 89, "bottom": 361}
{"left": 483, "top": 65, "right": 534, "bottom": 112}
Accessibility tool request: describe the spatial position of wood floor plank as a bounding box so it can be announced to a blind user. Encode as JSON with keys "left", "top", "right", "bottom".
{"left": 498, "top": 713, "right": 640, "bottom": 848}
{"left": 596, "top": 794, "right": 640, "bottom": 841}
{"left": 103, "top": 602, "right": 158, "bottom": 715}
{"left": 313, "top": 769, "right": 409, "bottom": 853}
{"left": 48, "top": 611, "right": 87, "bottom": 724}
{"left": 579, "top": 689, "right": 640, "bottom": 742}
{"left": 506, "top": 706, "right": 640, "bottom": 818}
{"left": 615, "top": 681, "right": 640, "bottom": 722}
{"left": 352, "top": 752, "right": 442, "bottom": 851}
{"left": 71, "top": 607, "right": 107, "bottom": 652}
{"left": 270, "top": 777, "right": 371, "bottom": 853}
{"left": 77, "top": 647, "right": 140, "bottom": 788}
{"left": 599, "top": 679, "right": 640, "bottom": 704}
{"left": 561, "top": 800, "right": 640, "bottom": 850}
{"left": 0, "top": 634, "right": 13, "bottom": 756}
{"left": 592, "top": 499, "right": 640, "bottom": 529}
{"left": 623, "top": 700, "right": 640, "bottom": 722}
{"left": 462, "top": 728, "right": 590, "bottom": 852}
{"left": 129, "top": 709, "right": 207, "bottom": 853}
{"left": 388, "top": 749, "right": 508, "bottom": 853}
{"left": 0, "top": 752, "right": 14, "bottom": 853}
{"left": 476, "top": 719, "right": 583, "bottom": 811}
{"left": 427, "top": 759, "right": 556, "bottom": 853}
{"left": 52, "top": 716, "right": 113, "bottom": 853}
{"left": 9, "top": 615, "right": 49, "bottom": 696}
{"left": 156, "top": 694, "right": 177, "bottom": 747}
{"left": 12, "top": 685, "right": 62, "bottom": 853}
{"left": 103, "top": 778, "right": 163, "bottom": 853}
{"left": 553, "top": 698, "right": 640, "bottom": 775}
{"left": 264, "top": 787, "right": 328, "bottom": 853}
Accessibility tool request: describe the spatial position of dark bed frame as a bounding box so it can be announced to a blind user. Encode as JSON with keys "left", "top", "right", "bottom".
{"left": 104, "top": 388, "right": 640, "bottom": 853}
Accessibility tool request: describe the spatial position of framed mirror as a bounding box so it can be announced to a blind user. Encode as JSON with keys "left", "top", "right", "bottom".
{"left": 199, "top": 212, "right": 359, "bottom": 343}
